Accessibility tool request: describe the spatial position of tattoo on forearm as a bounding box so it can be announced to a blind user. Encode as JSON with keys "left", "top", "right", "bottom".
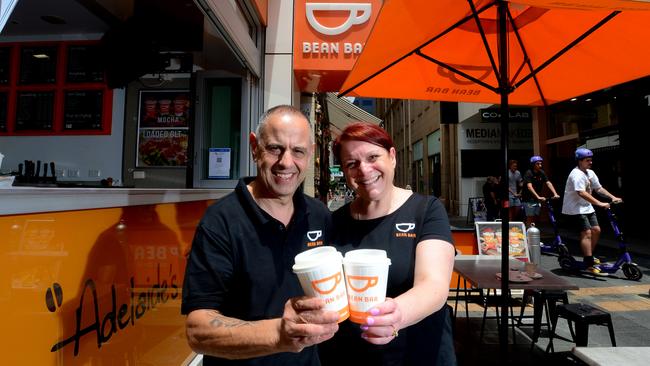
{"left": 208, "top": 312, "right": 253, "bottom": 328}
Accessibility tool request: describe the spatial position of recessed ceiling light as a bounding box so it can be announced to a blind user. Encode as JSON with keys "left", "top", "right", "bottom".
{"left": 41, "top": 15, "right": 66, "bottom": 25}
{"left": 585, "top": 98, "right": 592, "bottom": 102}
{"left": 570, "top": 98, "right": 577, "bottom": 102}
{"left": 32, "top": 54, "right": 50, "bottom": 59}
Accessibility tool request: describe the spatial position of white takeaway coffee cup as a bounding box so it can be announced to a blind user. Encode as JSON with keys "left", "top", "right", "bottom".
{"left": 292, "top": 246, "right": 349, "bottom": 323}
{"left": 342, "top": 249, "right": 391, "bottom": 324}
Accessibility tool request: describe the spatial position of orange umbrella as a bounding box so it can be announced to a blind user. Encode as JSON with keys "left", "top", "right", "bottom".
{"left": 341, "top": 0, "right": 650, "bottom": 106}
{"left": 339, "top": 0, "right": 650, "bottom": 354}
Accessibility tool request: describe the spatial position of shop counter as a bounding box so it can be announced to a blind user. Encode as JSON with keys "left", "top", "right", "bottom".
{"left": 0, "top": 187, "right": 228, "bottom": 365}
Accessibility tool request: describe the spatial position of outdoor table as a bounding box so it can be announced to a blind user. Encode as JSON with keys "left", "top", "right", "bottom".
{"left": 454, "top": 257, "right": 578, "bottom": 291}
{"left": 572, "top": 347, "right": 650, "bottom": 365}
{"left": 452, "top": 256, "right": 579, "bottom": 342}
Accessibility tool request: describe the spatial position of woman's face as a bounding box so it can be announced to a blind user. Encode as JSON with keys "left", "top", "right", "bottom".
{"left": 340, "top": 140, "right": 396, "bottom": 201}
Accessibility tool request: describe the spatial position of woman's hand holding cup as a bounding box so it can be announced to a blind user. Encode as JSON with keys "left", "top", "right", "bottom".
{"left": 359, "top": 298, "right": 402, "bottom": 345}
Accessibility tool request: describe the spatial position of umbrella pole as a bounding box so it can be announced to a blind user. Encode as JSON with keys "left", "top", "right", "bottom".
{"left": 497, "top": 0, "right": 511, "bottom": 360}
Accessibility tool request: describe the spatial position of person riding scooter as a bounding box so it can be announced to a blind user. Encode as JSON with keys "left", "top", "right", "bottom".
{"left": 561, "top": 147, "right": 622, "bottom": 276}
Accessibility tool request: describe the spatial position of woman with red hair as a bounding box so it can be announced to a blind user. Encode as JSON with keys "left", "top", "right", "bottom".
{"left": 319, "top": 122, "right": 457, "bottom": 365}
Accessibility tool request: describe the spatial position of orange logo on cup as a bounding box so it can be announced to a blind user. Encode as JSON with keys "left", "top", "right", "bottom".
{"left": 311, "top": 272, "right": 342, "bottom": 295}
{"left": 346, "top": 275, "right": 378, "bottom": 293}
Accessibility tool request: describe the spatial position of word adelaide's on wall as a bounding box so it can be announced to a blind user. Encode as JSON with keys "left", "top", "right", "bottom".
{"left": 0, "top": 202, "right": 204, "bottom": 365}
{"left": 293, "top": 1, "right": 383, "bottom": 92}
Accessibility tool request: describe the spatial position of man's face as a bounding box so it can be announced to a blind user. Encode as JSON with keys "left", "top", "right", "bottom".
{"left": 533, "top": 161, "right": 543, "bottom": 171}
{"left": 250, "top": 112, "right": 313, "bottom": 199}
{"left": 578, "top": 157, "right": 593, "bottom": 170}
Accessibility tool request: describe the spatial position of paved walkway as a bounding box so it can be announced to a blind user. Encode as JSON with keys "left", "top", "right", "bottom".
{"left": 449, "top": 215, "right": 650, "bottom": 365}
{"left": 326, "top": 199, "right": 650, "bottom": 364}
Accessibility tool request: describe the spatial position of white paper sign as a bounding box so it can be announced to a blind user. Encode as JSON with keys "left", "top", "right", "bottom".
{"left": 208, "top": 148, "right": 231, "bottom": 178}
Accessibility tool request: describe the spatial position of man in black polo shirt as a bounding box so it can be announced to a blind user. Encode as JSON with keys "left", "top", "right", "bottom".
{"left": 182, "top": 105, "right": 339, "bottom": 365}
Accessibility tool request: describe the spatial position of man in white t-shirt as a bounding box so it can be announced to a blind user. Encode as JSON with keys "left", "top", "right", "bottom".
{"left": 562, "top": 148, "right": 621, "bottom": 275}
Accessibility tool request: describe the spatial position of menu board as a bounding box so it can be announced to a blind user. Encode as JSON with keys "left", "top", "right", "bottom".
{"left": 63, "top": 90, "right": 103, "bottom": 130}
{"left": 15, "top": 91, "right": 54, "bottom": 131}
{"left": 66, "top": 45, "right": 104, "bottom": 83}
{"left": 475, "top": 221, "right": 529, "bottom": 261}
{"left": 0, "top": 92, "right": 6, "bottom": 131}
{"left": 19, "top": 46, "right": 58, "bottom": 84}
{"left": 138, "top": 90, "right": 190, "bottom": 128}
{"left": 136, "top": 90, "right": 190, "bottom": 167}
{"left": 0, "top": 47, "right": 10, "bottom": 85}
{"left": 137, "top": 129, "right": 189, "bottom": 167}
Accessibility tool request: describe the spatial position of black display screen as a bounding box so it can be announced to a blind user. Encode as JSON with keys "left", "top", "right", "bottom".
{"left": 63, "top": 90, "right": 103, "bottom": 130}
{"left": 0, "top": 47, "right": 10, "bottom": 85}
{"left": 15, "top": 91, "right": 55, "bottom": 130}
{"left": 19, "top": 46, "right": 58, "bottom": 84}
{"left": 0, "top": 92, "right": 7, "bottom": 131}
{"left": 67, "top": 45, "right": 104, "bottom": 83}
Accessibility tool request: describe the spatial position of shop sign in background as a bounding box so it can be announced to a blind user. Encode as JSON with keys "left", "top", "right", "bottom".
{"left": 136, "top": 90, "right": 190, "bottom": 167}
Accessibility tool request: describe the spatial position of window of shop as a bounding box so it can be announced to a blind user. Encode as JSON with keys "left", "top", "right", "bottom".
{"left": 427, "top": 131, "right": 441, "bottom": 196}
{"left": 189, "top": 0, "right": 264, "bottom": 188}
{"left": 547, "top": 91, "right": 619, "bottom": 139}
{"left": 413, "top": 140, "right": 423, "bottom": 192}
{"left": 193, "top": 71, "right": 250, "bottom": 188}
{"left": 0, "top": 42, "right": 112, "bottom": 135}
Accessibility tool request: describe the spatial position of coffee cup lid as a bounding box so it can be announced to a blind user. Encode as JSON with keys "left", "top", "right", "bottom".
{"left": 343, "top": 249, "right": 391, "bottom": 266}
{"left": 294, "top": 246, "right": 337, "bottom": 263}
{"left": 293, "top": 250, "right": 342, "bottom": 273}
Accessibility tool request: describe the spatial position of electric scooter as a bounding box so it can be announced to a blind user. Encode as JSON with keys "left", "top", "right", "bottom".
{"left": 539, "top": 198, "right": 570, "bottom": 256}
{"left": 557, "top": 202, "right": 642, "bottom": 280}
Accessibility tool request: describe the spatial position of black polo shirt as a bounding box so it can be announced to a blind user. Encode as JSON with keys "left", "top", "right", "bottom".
{"left": 522, "top": 169, "right": 549, "bottom": 202}
{"left": 182, "top": 177, "right": 332, "bottom": 366}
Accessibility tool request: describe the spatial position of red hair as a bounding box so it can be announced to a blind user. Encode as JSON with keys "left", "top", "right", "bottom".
{"left": 333, "top": 122, "right": 394, "bottom": 161}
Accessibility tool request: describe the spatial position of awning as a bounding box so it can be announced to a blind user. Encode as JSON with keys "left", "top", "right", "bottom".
{"left": 325, "top": 93, "right": 382, "bottom": 136}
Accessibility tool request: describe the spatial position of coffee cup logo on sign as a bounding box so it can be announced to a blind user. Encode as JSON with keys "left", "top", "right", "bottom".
{"left": 293, "top": 247, "right": 350, "bottom": 322}
{"left": 305, "top": 3, "right": 372, "bottom": 36}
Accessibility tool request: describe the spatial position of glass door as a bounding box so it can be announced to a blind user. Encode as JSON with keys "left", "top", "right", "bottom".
{"left": 192, "top": 71, "right": 252, "bottom": 188}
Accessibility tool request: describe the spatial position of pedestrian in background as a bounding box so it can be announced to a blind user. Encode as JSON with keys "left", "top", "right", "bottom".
{"left": 562, "top": 147, "right": 622, "bottom": 275}
{"left": 522, "top": 155, "right": 560, "bottom": 227}
{"left": 507, "top": 159, "right": 523, "bottom": 221}
{"left": 482, "top": 174, "right": 501, "bottom": 221}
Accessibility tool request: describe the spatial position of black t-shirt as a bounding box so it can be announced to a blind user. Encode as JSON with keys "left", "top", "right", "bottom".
{"left": 522, "top": 169, "right": 548, "bottom": 202}
{"left": 182, "top": 177, "right": 332, "bottom": 366}
{"left": 319, "top": 193, "right": 456, "bottom": 366}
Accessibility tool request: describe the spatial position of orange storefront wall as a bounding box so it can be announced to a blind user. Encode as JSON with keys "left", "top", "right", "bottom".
{"left": 0, "top": 200, "right": 211, "bottom": 365}
{"left": 451, "top": 230, "right": 478, "bottom": 289}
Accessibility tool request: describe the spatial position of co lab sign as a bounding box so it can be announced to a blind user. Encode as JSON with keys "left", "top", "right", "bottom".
{"left": 294, "top": 1, "right": 381, "bottom": 60}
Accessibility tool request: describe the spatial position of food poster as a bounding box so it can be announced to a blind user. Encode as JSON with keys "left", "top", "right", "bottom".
{"left": 137, "top": 129, "right": 188, "bottom": 167}
{"left": 475, "top": 222, "right": 529, "bottom": 260}
{"left": 137, "top": 90, "right": 190, "bottom": 167}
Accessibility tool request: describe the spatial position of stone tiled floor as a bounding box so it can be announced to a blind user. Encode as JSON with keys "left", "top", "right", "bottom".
{"left": 449, "top": 218, "right": 650, "bottom": 365}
